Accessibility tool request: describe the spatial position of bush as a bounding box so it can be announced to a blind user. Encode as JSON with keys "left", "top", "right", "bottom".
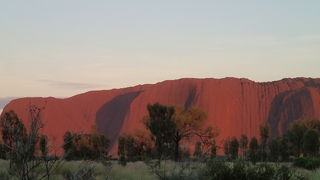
{"left": 63, "top": 163, "right": 95, "bottom": 180}
{"left": 0, "top": 169, "right": 11, "bottom": 180}
{"left": 231, "top": 160, "right": 248, "bottom": 180}
{"left": 203, "top": 158, "right": 306, "bottom": 180}
{"left": 203, "top": 158, "right": 232, "bottom": 180}
{"left": 293, "top": 157, "right": 320, "bottom": 170}
{"left": 246, "top": 163, "right": 275, "bottom": 180}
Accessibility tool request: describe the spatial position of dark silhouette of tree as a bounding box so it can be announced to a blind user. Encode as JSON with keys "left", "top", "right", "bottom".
{"left": 40, "top": 135, "right": 53, "bottom": 180}
{"left": 63, "top": 131, "right": 75, "bottom": 160}
{"left": 303, "top": 129, "right": 319, "bottom": 157}
{"left": 239, "top": 134, "right": 248, "bottom": 160}
{"left": 144, "top": 103, "right": 176, "bottom": 160}
{"left": 40, "top": 135, "right": 48, "bottom": 156}
{"left": 0, "top": 140, "right": 6, "bottom": 159}
{"left": 223, "top": 137, "right": 231, "bottom": 159}
{"left": 62, "top": 131, "right": 110, "bottom": 160}
{"left": 193, "top": 141, "right": 202, "bottom": 159}
{"left": 229, "top": 137, "right": 239, "bottom": 160}
{"left": 259, "top": 123, "right": 269, "bottom": 161}
{"left": 248, "top": 137, "right": 259, "bottom": 164}
{"left": 118, "top": 135, "right": 127, "bottom": 166}
{"left": 279, "top": 136, "right": 289, "bottom": 161}
{"left": 117, "top": 131, "right": 154, "bottom": 165}
{"left": 0, "top": 110, "right": 27, "bottom": 164}
{"left": 268, "top": 138, "right": 280, "bottom": 162}
{"left": 0, "top": 106, "right": 61, "bottom": 180}
{"left": 287, "top": 121, "right": 307, "bottom": 157}
{"left": 210, "top": 140, "right": 217, "bottom": 158}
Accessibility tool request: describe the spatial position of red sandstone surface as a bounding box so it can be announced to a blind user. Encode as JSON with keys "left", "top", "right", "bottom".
{"left": 2, "top": 78, "right": 320, "bottom": 155}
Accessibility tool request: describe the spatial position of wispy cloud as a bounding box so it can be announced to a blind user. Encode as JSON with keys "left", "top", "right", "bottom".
{"left": 0, "top": 97, "right": 17, "bottom": 110}
{"left": 38, "top": 79, "right": 103, "bottom": 90}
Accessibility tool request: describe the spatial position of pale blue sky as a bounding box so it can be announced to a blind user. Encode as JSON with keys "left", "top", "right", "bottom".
{"left": 0, "top": 0, "right": 320, "bottom": 105}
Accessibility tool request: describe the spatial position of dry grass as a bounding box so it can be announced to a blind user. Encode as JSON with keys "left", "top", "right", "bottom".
{"left": 0, "top": 159, "right": 319, "bottom": 179}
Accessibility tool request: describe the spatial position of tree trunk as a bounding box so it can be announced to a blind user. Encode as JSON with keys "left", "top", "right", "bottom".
{"left": 174, "top": 135, "right": 181, "bottom": 161}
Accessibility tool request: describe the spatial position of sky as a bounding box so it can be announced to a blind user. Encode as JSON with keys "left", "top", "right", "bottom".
{"left": 0, "top": 0, "right": 320, "bottom": 111}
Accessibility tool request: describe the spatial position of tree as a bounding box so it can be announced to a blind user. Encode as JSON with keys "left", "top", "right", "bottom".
{"left": 239, "top": 134, "right": 248, "bottom": 160}
{"left": 303, "top": 129, "right": 319, "bottom": 156}
{"left": 117, "top": 131, "right": 154, "bottom": 164}
{"left": 63, "top": 131, "right": 75, "bottom": 160}
{"left": 210, "top": 140, "right": 217, "bottom": 158}
{"left": 240, "top": 134, "right": 248, "bottom": 158}
{"left": 63, "top": 132, "right": 110, "bottom": 160}
{"left": 279, "top": 136, "right": 289, "bottom": 162}
{"left": 144, "top": 103, "right": 176, "bottom": 160}
{"left": 118, "top": 136, "right": 127, "bottom": 166}
{"left": 194, "top": 126, "right": 219, "bottom": 157}
{"left": 193, "top": 141, "right": 202, "bottom": 159}
{"left": 0, "top": 110, "right": 27, "bottom": 163}
{"left": 229, "top": 137, "right": 239, "bottom": 160}
{"left": 287, "top": 121, "right": 307, "bottom": 157}
{"left": 259, "top": 123, "right": 269, "bottom": 161}
{"left": 303, "top": 119, "right": 320, "bottom": 132}
{"left": 268, "top": 138, "right": 280, "bottom": 162}
{"left": 172, "top": 106, "right": 207, "bottom": 161}
{"left": 40, "top": 135, "right": 48, "bottom": 156}
{"left": 40, "top": 135, "right": 52, "bottom": 180}
{"left": 133, "top": 129, "right": 154, "bottom": 159}
{"left": 0, "top": 140, "right": 7, "bottom": 159}
{"left": 248, "top": 137, "right": 259, "bottom": 164}
{"left": 123, "top": 134, "right": 138, "bottom": 161}
{"left": 223, "top": 138, "right": 231, "bottom": 159}
{"left": 0, "top": 106, "right": 60, "bottom": 180}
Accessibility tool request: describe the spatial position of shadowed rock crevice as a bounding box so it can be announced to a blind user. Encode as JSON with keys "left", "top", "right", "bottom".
{"left": 267, "top": 88, "right": 315, "bottom": 136}
{"left": 184, "top": 88, "right": 196, "bottom": 109}
{"left": 96, "top": 91, "right": 142, "bottom": 148}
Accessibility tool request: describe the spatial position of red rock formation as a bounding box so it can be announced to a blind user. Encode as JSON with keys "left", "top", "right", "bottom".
{"left": 2, "top": 78, "right": 320, "bottom": 155}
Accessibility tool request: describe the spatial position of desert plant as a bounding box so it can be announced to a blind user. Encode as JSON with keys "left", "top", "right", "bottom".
{"left": 293, "top": 157, "right": 320, "bottom": 170}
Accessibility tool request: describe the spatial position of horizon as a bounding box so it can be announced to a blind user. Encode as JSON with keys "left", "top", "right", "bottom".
{"left": 1, "top": 0, "right": 320, "bottom": 111}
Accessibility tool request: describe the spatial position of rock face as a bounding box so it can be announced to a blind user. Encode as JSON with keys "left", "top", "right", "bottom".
{"left": 2, "top": 78, "right": 320, "bottom": 154}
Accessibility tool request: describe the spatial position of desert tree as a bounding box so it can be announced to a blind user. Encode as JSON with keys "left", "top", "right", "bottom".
{"left": 118, "top": 135, "right": 127, "bottom": 166}
{"left": 0, "top": 106, "right": 61, "bottom": 180}
{"left": 303, "top": 129, "right": 319, "bottom": 157}
{"left": 229, "top": 137, "right": 239, "bottom": 160}
{"left": 144, "top": 103, "right": 176, "bottom": 160}
{"left": 248, "top": 136, "right": 259, "bottom": 164}
{"left": 287, "top": 121, "right": 307, "bottom": 157}
{"left": 268, "top": 138, "right": 280, "bottom": 162}
{"left": 39, "top": 135, "right": 51, "bottom": 180}
{"left": 279, "top": 136, "right": 289, "bottom": 162}
{"left": 193, "top": 141, "right": 202, "bottom": 159}
{"left": 239, "top": 134, "right": 248, "bottom": 160}
{"left": 63, "top": 132, "right": 110, "bottom": 161}
{"left": 259, "top": 123, "right": 269, "bottom": 161}
{"left": 223, "top": 138, "right": 231, "bottom": 159}
{"left": 0, "top": 110, "right": 26, "bottom": 165}
{"left": 210, "top": 140, "right": 217, "bottom": 158}
{"left": 172, "top": 106, "right": 207, "bottom": 161}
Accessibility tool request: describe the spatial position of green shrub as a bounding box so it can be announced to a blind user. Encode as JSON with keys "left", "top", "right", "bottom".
{"left": 246, "top": 163, "right": 275, "bottom": 180}
{"left": 203, "top": 158, "right": 307, "bottom": 180}
{"left": 204, "top": 158, "right": 232, "bottom": 180}
{"left": 0, "top": 169, "right": 11, "bottom": 180}
{"left": 293, "top": 157, "right": 320, "bottom": 170}
{"left": 63, "top": 163, "right": 95, "bottom": 180}
{"left": 231, "top": 160, "right": 248, "bottom": 180}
